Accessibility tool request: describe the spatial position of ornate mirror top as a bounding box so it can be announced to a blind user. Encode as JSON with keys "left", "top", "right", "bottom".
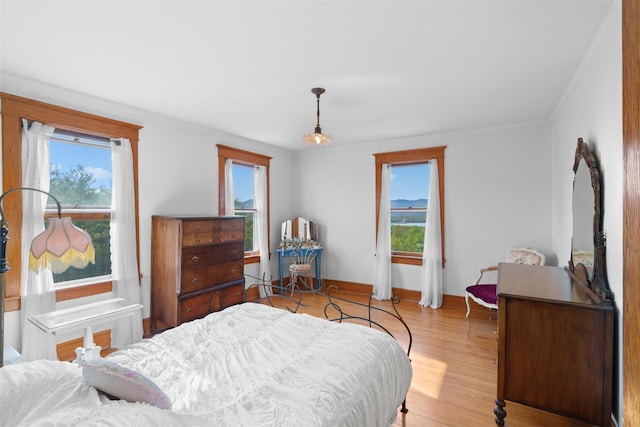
{"left": 279, "top": 217, "right": 321, "bottom": 249}
{"left": 569, "top": 138, "right": 610, "bottom": 303}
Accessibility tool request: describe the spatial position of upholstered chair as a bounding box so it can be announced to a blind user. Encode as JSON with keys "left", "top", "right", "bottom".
{"left": 464, "top": 248, "right": 545, "bottom": 317}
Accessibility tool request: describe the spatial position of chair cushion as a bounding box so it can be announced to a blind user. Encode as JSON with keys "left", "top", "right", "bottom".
{"left": 506, "top": 249, "right": 543, "bottom": 265}
{"left": 465, "top": 284, "right": 498, "bottom": 305}
{"left": 290, "top": 264, "right": 312, "bottom": 273}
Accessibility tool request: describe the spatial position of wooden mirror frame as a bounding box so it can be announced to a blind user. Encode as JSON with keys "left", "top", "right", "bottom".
{"left": 568, "top": 138, "right": 611, "bottom": 303}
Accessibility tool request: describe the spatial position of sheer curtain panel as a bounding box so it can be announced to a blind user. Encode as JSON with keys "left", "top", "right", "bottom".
{"left": 373, "top": 164, "right": 392, "bottom": 300}
{"left": 20, "top": 119, "right": 57, "bottom": 361}
{"left": 224, "top": 159, "right": 235, "bottom": 215}
{"left": 254, "top": 166, "right": 271, "bottom": 297}
{"left": 420, "top": 160, "right": 443, "bottom": 308}
{"left": 110, "top": 138, "right": 143, "bottom": 347}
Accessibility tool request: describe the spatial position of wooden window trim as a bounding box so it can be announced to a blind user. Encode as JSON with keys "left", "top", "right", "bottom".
{"left": 46, "top": 212, "right": 111, "bottom": 221}
{"left": 0, "top": 92, "right": 142, "bottom": 311}
{"left": 217, "top": 144, "right": 272, "bottom": 264}
{"left": 374, "top": 146, "right": 446, "bottom": 267}
{"left": 56, "top": 280, "right": 114, "bottom": 302}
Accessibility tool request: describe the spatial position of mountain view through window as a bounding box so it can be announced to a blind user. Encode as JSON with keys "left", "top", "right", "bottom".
{"left": 390, "top": 163, "right": 430, "bottom": 253}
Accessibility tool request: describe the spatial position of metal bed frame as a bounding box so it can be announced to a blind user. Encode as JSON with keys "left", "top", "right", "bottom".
{"left": 244, "top": 273, "right": 413, "bottom": 413}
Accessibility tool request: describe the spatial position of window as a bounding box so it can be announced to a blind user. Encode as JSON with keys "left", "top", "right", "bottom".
{"left": 374, "top": 146, "right": 446, "bottom": 266}
{"left": 230, "top": 163, "right": 255, "bottom": 252}
{"left": 48, "top": 131, "right": 113, "bottom": 286}
{"left": 390, "top": 163, "right": 430, "bottom": 254}
{"left": 217, "top": 144, "right": 272, "bottom": 263}
{"left": 0, "top": 93, "right": 141, "bottom": 308}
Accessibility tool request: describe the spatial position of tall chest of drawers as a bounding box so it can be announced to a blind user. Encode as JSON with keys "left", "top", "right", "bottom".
{"left": 151, "top": 215, "right": 245, "bottom": 332}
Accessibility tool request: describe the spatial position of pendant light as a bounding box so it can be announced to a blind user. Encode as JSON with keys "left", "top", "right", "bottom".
{"left": 303, "top": 87, "right": 332, "bottom": 145}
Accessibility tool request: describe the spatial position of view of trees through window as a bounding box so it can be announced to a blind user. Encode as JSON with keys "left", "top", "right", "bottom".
{"left": 47, "top": 136, "right": 112, "bottom": 283}
{"left": 232, "top": 164, "right": 255, "bottom": 252}
{"left": 390, "top": 163, "right": 430, "bottom": 253}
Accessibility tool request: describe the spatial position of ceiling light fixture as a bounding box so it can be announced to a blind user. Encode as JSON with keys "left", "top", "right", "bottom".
{"left": 303, "top": 87, "right": 332, "bottom": 145}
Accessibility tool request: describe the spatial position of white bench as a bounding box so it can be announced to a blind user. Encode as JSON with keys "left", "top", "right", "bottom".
{"left": 28, "top": 298, "right": 143, "bottom": 362}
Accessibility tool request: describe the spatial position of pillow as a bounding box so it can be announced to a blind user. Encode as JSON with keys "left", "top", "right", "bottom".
{"left": 80, "top": 358, "right": 172, "bottom": 409}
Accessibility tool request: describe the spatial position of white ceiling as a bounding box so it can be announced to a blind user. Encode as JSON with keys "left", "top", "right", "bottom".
{"left": 0, "top": 0, "right": 614, "bottom": 151}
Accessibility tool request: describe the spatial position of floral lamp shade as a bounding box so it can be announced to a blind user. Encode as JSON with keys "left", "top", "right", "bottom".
{"left": 29, "top": 217, "right": 95, "bottom": 273}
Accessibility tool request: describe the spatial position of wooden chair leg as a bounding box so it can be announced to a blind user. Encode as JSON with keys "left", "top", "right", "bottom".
{"left": 465, "top": 293, "right": 471, "bottom": 317}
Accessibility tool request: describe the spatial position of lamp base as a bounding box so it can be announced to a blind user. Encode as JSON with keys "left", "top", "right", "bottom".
{"left": 74, "top": 345, "right": 103, "bottom": 363}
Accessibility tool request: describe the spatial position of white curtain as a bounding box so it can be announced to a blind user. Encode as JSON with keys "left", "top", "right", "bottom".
{"left": 372, "top": 164, "right": 392, "bottom": 300}
{"left": 20, "top": 119, "right": 57, "bottom": 361}
{"left": 254, "top": 166, "right": 272, "bottom": 297}
{"left": 110, "top": 138, "right": 143, "bottom": 347}
{"left": 420, "top": 160, "right": 443, "bottom": 308}
{"left": 224, "top": 159, "right": 235, "bottom": 215}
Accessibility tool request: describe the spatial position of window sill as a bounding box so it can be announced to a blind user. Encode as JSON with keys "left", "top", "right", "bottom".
{"left": 391, "top": 254, "right": 446, "bottom": 268}
{"left": 244, "top": 254, "right": 260, "bottom": 265}
{"left": 56, "top": 281, "right": 113, "bottom": 302}
{"left": 3, "top": 281, "right": 114, "bottom": 312}
{"left": 392, "top": 254, "right": 423, "bottom": 266}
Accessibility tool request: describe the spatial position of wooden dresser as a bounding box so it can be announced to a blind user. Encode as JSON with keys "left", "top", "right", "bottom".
{"left": 151, "top": 215, "right": 245, "bottom": 332}
{"left": 495, "top": 263, "right": 613, "bottom": 426}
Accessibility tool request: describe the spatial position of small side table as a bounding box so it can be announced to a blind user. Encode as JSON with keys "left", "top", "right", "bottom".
{"left": 28, "top": 298, "right": 143, "bottom": 362}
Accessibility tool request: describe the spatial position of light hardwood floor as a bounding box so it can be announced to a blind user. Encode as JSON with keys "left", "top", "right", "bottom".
{"left": 260, "top": 290, "right": 595, "bottom": 427}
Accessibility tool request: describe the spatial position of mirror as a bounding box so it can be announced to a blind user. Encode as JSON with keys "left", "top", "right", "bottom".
{"left": 280, "top": 217, "right": 319, "bottom": 245}
{"left": 572, "top": 157, "right": 595, "bottom": 277}
{"left": 569, "top": 138, "right": 610, "bottom": 302}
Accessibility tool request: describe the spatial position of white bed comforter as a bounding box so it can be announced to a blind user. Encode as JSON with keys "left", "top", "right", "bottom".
{"left": 1, "top": 303, "right": 412, "bottom": 426}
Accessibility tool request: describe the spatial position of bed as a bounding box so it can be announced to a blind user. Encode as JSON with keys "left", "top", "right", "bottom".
{"left": 0, "top": 301, "right": 412, "bottom": 426}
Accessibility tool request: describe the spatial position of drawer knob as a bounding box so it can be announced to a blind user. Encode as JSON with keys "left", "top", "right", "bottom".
{"left": 186, "top": 307, "right": 193, "bottom": 313}
{"left": 192, "top": 256, "right": 200, "bottom": 262}
{"left": 195, "top": 238, "right": 201, "bottom": 243}
{"left": 192, "top": 278, "right": 199, "bottom": 284}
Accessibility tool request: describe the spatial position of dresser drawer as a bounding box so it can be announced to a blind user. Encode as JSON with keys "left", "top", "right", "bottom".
{"left": 182, "top": 218, "right": 244, "bottom": 246}
{"left": 179, "top": 282, "right": 244, "bottom": 323}
{"left": 180, "top": 260, "right": 244, "bottom": 294}
{"left": 182, "top": 221, "right": 215, "bottom": 246}
{"left": 212, "top": 218, "right": 244, "bottom": 243}
{"left": 182, "top": 241, "right": 244, "bottom": 268}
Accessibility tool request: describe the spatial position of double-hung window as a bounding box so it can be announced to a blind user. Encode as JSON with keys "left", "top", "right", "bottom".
{"left": 389, "top": 163, "right": 430, "bottom": 254}
{"left": 374, "top": 146, "right": 446, "bottom": 266}
{"left": 230, "top": 163, "right": 256, "bottom": 252}
{"left": 47, "top": 130, "right": 113, "bottom": 286}
{"left": 0, "top": 93, "right": 141, "bottom": 307}
{"left": 217, "top": 144, "right": 272, "bottom": 263}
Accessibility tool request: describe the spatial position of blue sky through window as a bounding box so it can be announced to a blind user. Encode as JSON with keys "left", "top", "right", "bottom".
{"left": 390, "top": 163, "right": 430, "bottom": 202}
{"left": 49, "top": 140, "right": 112, "bottom": 189}
{"left": 232, "top": 163, "right": 253, "bottom": 203}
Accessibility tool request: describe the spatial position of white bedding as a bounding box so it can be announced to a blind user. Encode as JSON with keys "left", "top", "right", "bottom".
{"left": 1, "top": 303, "right": 412, "bottom": 426}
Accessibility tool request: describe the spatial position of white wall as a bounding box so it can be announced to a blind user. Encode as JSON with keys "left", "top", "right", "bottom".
{"left": 293, "top": 121, "right": 554, "bottom": 297}
{"left": 0, "top": 74, "right": 295, "bottom": 349}
{"left": 135, "top": 115, "right": 295, "bottom": 312}
{"left": 550, "top": 2, "right": 622, "bottom": 421}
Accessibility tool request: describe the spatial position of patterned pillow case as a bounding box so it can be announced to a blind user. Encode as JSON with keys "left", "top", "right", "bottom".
{"left": 80, "top": 358, "right": 172, "bottom": 409}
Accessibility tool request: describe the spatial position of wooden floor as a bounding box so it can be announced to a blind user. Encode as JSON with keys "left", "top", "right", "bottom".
{"left": 259, "top": 289, "right": 595, "bottom": 427}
